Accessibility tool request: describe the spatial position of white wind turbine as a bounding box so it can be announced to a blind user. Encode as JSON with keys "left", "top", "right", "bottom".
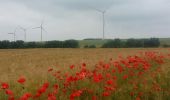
{"left": 32, "top": 19, "right": 47, "bottom": 42}
{"left": 94, "top": 8, "right": 106, "bottom": 40}
{"left": 19, "top": 26, "right": 28, "bottom": 42}
{"left": 8, "top": 28, "right": 17, "bottom": 41}
{"left": 88, "top": 6, "right": 107, "bottom": 40}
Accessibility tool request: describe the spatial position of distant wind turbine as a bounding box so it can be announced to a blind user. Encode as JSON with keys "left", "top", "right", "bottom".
{"left": 8, "top": 28, "right": 17, "bottom": 41}
{"left": 95, "top": 8, "right": 106, "bottom": 40}
{"left": 32, "top": 19, "right": 47, "bottom": 42}
{"left": 19, "top": 26, "right": 28, "bottom": 42}
{"left": 89, "top": 6, "right": 107, "bottom": 40}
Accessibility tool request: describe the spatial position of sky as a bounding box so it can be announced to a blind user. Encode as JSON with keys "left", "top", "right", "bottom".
{"left": 0, "top": 0, "right": 170, "bottom": 41}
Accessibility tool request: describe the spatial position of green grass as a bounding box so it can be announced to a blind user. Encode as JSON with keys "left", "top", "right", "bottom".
{"left": 78, "top": 39, "right": 110, "bottom": 48}
{"left": 159, "top": 38, "right": 170, "bottom": 45}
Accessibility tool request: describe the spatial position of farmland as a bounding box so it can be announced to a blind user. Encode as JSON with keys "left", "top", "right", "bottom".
{"left": 0, "top": 48, "right": 170, "bottom": 100}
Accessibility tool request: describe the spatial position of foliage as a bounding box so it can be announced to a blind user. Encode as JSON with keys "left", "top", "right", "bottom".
{"left": 0, "top": 40, "right": 79, "bottom": 49}
{"left": 102, "top": 38, "right": 160, "bottom": 48}
{"left": 102, "top": 39, "right": 124, "bottom": 48}
{"left": 84, "top": 45, "right": 96, "bottom": 48}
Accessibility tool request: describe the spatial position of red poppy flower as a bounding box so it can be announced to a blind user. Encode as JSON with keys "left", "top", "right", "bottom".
{"left": 136, "top": 97, "right": 141, "bottom": 100}
{"left": 102, "top": 91, "right": 110, "bottom": 97}
{"left": 123, "top": 75, "right": 128, "bottom": 80}
{"left": 53, "top": 84, "right": 59, "bottom": 90}
{"left": 92, "top": 96, "right": 97, "bottom": 100}
{"left": 1, "top": 82, "right": 9, "bottom": 89}
{"left": 112, "top": 69, "right": 116, "bottom": 73}
{"left": 48, "top": 93, "right": 56, "bottom": 100}
{"left": 9, "top": 96, "right": 15, "bottom": 100}
{"left": 17, "top": 77, "right": 26, "bottom": 84}
{"left": 93, "top": 73, "right": 103, "bottom": 83}
{"left": 70, "top": 65, "right": 75, "bottom": 69}
{"left": 106, "top": 79, "right": 114, "bottom": 85}
{"left": 48, "top": 67, "right": 53, "bottom": 72}
{"left": 20, "top": 93, "right": 32, "bottom": 100}
{"left": 82, "top": 63, "right": 86, "bottom": 67}
{"left": 70, "top": 90, "right": 83, "bottom": 100}
{"left": 5, "top": 89, "right": 13, "bottom": 95}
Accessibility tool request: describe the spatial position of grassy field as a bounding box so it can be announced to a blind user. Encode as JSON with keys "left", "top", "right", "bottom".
{"left": 78, "top": 40, "right": 108, "bottom": 48}
{"left": 0, "top": 48, "right": 170, "bottom": 100}
{"left": 159, "top": 38, "right": 170, "bottom": 45}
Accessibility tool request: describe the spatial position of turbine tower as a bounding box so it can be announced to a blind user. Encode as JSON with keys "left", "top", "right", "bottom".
{"left": 32, "top": 19, "right": 47, "bottom": 42}
{"left": 8, "top": 28, "right": 17, "bottom": 41}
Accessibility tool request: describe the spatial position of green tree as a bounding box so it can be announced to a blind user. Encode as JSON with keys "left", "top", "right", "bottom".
{"left": 102, "top": 39, "right": 123, "bottom": 48}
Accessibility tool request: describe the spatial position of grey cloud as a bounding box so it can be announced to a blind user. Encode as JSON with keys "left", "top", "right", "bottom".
{"left": 0, "top": 0, "right": 170, "bottom": 41}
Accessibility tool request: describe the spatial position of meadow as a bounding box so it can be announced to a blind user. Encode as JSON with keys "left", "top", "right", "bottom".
{"left": 0, "top": 48, "right": 170, "bottom": 100}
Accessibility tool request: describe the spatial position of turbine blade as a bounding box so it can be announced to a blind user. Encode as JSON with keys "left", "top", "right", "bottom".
{"left": 32, "top": 27, "right": 41, "bottom": 29}
{"left": 94, "top": 8, "right": 103, "bottom": 13}
{"left": 8, "top": 33, "right": 14, "bottom": 34}
{"left": 90, "top": 6, "right": 103, "bottom": 12}
{"left": 42, "top": 27, "right": 47, "bottom": 33}
{"left": 87, "top": 5, "right": 106, "bottom": 13}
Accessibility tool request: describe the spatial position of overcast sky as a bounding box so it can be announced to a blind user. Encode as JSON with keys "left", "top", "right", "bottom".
{"left": 0, "top": 0, "right": 170, "bottom": 41}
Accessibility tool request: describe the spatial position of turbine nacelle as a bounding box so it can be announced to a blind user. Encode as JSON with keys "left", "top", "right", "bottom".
{"left": 32, "top": 18, "right": 47, "bottom": 42}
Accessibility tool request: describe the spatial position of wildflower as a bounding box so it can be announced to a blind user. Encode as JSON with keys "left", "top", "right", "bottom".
{"left": 1, "top": 82, "right": 9, "bottom": 89}
{"left": 17, "top": 77, "right": 26, "bottom": 84}
{"left": 103, "top": 64, "right": 110, "bottom": 69}
{"left": 105, "top": 73, "right": 111, "bottom": 78}
{"left": 19, "top": 93, "right": 32, "bottom": 100}
{"left": 102, "top": 91, "right": 110, "bottom": 96}
{"left": 92, "top": 96, "right": 97, "bottom": 100}
{"left": 34, "top": 82, "right": 49, "bottom": 98}
{"left": 48, "top": 67, "right": 53, "bottom": 72}
{"left": 93, "top": 73, "right": 103, "bottom": 83}
{"left": 106, "top": 79, "right": 114, "bottom": 85}
{"left": 82, "top": 63, "right": 86, "bottom": 67}
{"left": 112, "top": 69, "right": 116, "bottom": 73}
{"left": 113, "top": 76, "right": 117, "bottom": 80}
{"left": 70, "top": 90, "right": 83, "bottom": 100}
{"left": 5, "top": 89, "right": 13, "bottom": 95}
{"left": 53, "top": 84, "right": 59, "bottom": 90}
{"left": 8, "top": 96, "right": 15, "bottom": 100}
{"left": 70, "top": 65, "right": 75, "bottom": 69}
{"left": 123, "top": 75, "right": 128, "bottom": 80}
{"left": 48, "top": 93, "right": 56, "bottom": 100}
{"left": 136, "top": 97, "right": 141, "bottom": 100}
{"left": 104, "top": 86, "right": 116, "bottom": 91}
{"left": 130, "top": 92, "right": 134, "bottom": 96}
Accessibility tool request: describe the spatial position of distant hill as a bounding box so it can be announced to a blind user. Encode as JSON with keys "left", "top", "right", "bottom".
{"left": 78, "top": 39, "right": 109, "bottom": 48}
{"left": 159, "top": 38, "right": 170, "bottom": 45}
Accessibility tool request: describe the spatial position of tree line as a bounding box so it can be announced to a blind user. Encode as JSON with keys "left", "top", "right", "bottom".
{"left": 0, "top": 38, "right": 162, "bottom": 49}
{"left": 102, "top": 38, "right": 160, "bottom": 48}
{"left": 0, "top": 40, "right": 79, "bottom": 49}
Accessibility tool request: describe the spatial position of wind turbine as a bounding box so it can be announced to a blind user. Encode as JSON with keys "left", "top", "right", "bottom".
{"left": 19, "top": 26, "right": 28, "bottom": 42}
{"left": 8, "top": 28, "right": 17, "bottom": 41}
{"left": 92, "top": 7, "right": 107, "bottom": 40}
{"left": 87, "top": 6, "right": 106, "bottom": 40}
{"left": 32, "top": 19, "right": 47, "bottom": 42}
